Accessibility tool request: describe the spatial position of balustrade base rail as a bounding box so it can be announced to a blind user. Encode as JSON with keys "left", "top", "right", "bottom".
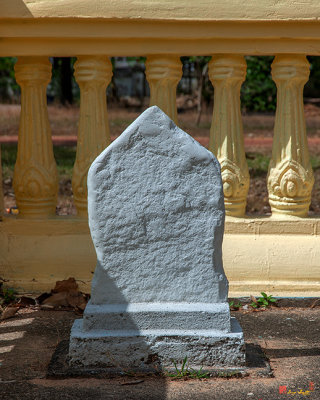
{"left": 1, "top": 217, "right": 319, "bottom": 297}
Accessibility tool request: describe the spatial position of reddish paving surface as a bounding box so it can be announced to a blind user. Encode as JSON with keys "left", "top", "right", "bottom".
{"left": 2, "top": 135, "right": 320, "bottom": 149}
{"left": 1, "top": 306, "right": 320, "bottom": 400}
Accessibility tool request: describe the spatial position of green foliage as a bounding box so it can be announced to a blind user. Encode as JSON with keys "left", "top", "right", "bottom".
{"left": 1, "top": 144, "right": 17, "bottom": 169}
{"left": 53, "top": 145, "right": 76, "bottom": 176}
{"left": 311, "top": 156, "right": 320, "bottom": 170}
{"left": 305, "top": 56, "right": 320, "bottom": 97}
{"left": 0, "top": 57, "right": 19, "bottom": 102}
{"left": 0, "top": 286, "right": 16, "bottom": 305}
{"left": 48, "top": 57, "right": 78, "bottom": 104}
{"left": 250, "top": 292, "right": 277, "bottom": 308}
{"left": 229, "top": 300, "right": 242, "bottom": 310}
{"left": 181, "top": 56, "right": 277, "bottom": 112}
{"left": 1, "top": 144, "right": 76, "bottom": 178}
{"left": 167, "top": 356, "right": 210, "bottom": 380}
{"left": 1, "top": 55, "right": 320, "bottom": 112}
{"left": 246, "top": 153, "right": 270, "bottom": 177}
{"left": 126, "top": 56, "right": 146, "bottom": 65}
{"left": 241, "top": 56, "right": 276, "bottom": 112}
{"left": 180, "top": 56, "right": 213, "bottom": 103}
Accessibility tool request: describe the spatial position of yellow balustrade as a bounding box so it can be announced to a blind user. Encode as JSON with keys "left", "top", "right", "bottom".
{"left": 209, "top": 55, "right": 249, "bottom": 217}
{"left": 0, "top": 0, "right": 319, "bottom": 296}
{"left": 146, "top": 56, "right": 182, "bottom": 123}
{"left": 72, "top": 56, "right": 112, "bottom": 217}
{"left": 13, "top": 57, "right": 58, "bottom": 218}
{"left": 268, "top": 55, "right": 315, "bottom": 218}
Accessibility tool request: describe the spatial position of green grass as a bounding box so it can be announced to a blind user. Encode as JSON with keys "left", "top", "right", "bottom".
{"left": 54, "top": 145, "right": 76, "bottom": 176}
{"left": 166, "top": 356, "right": 210, "bottom": 380}
{"left": 246, "top": 153, "right": 270, "bottom": 177}
{"left": 311, "top": 156, "right": 320, "bottom": 170}
{"left": 246, "top": 153, "right": 320, "bottom": 178}
{"left": 1, "top": 143, "right": 16, "bottom": 179}
{"left": 1, "top": 143, "right": 76, "bottom": 179}
{"left": 1, "top": 143, "right": 17, "bottom": 168}
{"left": 1, "top": 144, "right": 320, "bottom": 181}
{"left": 110, "top": 117, "right": 135, "bottom": 128}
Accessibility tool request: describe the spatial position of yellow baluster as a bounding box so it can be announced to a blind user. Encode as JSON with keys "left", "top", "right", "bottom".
{"left": 209, "top": 55, "right": 249, "bottom": 217}
{"left": 72, "top": 56, "right": 112, "bottom": 217}
{"left": 146, "top": 55, "right": 182, "bottom": 123}
{"left": 268, "top": 55, "right": 314, "bottom": 217}
{"left": 14, "top": 57, "right": 58, "bottom": 218}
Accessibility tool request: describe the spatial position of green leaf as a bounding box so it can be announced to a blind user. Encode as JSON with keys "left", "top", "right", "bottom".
{"left": 181, "top": 356, "right": 188, "bottom": 373}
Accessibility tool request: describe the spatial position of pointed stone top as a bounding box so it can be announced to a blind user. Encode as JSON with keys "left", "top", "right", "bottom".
{"left": 89, "top": 106, "right": 213, "bottom": 177}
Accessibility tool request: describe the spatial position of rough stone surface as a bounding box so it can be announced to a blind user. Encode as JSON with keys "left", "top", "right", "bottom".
{"left": 82, "top": 303, "right": 231, "bottom": 331}
{"left": 69, "top": 106, "right": 245, "bottom": 370}
{"left": 69, "top": 318, "right": 245, "bottom": 370}
{"left": 89, "top": 106, "right": 227, "bottom": 305}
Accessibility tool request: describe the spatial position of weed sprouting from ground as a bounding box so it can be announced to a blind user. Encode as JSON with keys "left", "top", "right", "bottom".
{"left": 166, "top": 356, "right": 210, "bottom": 380}
{"left": 0, "top": 286, "right": 16, "bottom": 305}
{"left": 250, "top": 292, "right": 277, "bottom": 309}
{"left": 229, "top": 300, "right": 242, "bottom": 311}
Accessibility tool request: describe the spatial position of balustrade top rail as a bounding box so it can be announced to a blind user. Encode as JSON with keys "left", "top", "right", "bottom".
{"left": 2, "top": 0, "right": 320, "bottom": 56}
{"left": 3, "top": 0, "right": 320, "bottom": 20}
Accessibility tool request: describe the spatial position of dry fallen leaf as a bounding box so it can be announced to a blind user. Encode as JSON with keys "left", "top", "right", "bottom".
{"left": 52, "top": 277, "right": 78, "bottom": 293}
{"left": 1, "top": 307, "right": 18, "bottom": 320}
{"left": 250, "top": 295, "right": 258, "bottom": 304}
{"left": 67, "top": 292, "right": 87, "bottom": 310}
{"left": 42, "top": 292, "right": 70, "bottom": 307}
{"left": 40, "top": 278, "right": 89, "bottom": 310}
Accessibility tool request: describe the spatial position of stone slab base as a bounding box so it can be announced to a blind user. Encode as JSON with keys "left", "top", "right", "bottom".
{"left": 82, "top": 302, "right": 231, "bottom": 331}
{"left": 68, "top": 317, "right": 245, "bottom": 371}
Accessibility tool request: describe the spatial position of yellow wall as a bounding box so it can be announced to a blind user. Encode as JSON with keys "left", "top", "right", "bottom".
{"left": 1, "top": 217, "right": 319, "bottom": 297}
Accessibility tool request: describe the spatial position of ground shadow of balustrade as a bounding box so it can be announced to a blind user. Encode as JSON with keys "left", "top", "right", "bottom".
{"left": 0, "top": 303, "right": 168, "bottom": 399}
{"left": 264, "top": 347, "right": 320, "bottom": 359}
{"left": 69, "top": 265, "right": 168, "bottom": 385}
{"left": 245, "top": 343, "right": 268, "bottom": 368}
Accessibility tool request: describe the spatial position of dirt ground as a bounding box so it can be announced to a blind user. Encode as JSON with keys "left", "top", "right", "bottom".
{"left": 1, "top": 102, "right": 320, "bottom": 216}
{"left": 0, "top": 305, "right": 319, "bottom": 399}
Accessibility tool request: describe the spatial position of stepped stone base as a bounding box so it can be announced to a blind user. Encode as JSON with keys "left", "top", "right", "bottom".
{"left": 68, "top": 317, "right": 245, "bottom": 371}
{"left": 81, "top": 302, "right": 232, "bottom": 331}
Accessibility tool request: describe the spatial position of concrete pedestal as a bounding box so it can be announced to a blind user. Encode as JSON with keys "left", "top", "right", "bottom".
{"left": 69, "top": 307, "right": 244, "bottom": 371}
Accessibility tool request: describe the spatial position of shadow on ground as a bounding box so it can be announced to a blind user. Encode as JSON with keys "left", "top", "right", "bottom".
{"left": 0, "top": 306, "right": 320, "bottom": 399}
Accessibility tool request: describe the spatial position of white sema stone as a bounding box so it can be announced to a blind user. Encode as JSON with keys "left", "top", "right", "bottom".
{"left": 89, "top": 106, "right": 227, "bottom": 305}
{"left": 69, "top": 106, "right": 245, "bottom": 370}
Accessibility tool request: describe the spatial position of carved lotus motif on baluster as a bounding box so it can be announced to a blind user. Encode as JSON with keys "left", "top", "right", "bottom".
{"left": 268, "top": 159, "right": 314, "bottom": 215}
{"left": 220, "top": 159, "right": 249, "bottom": 216}
{"left": 14, "top": 163, "right": 58, "bottom": 214}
